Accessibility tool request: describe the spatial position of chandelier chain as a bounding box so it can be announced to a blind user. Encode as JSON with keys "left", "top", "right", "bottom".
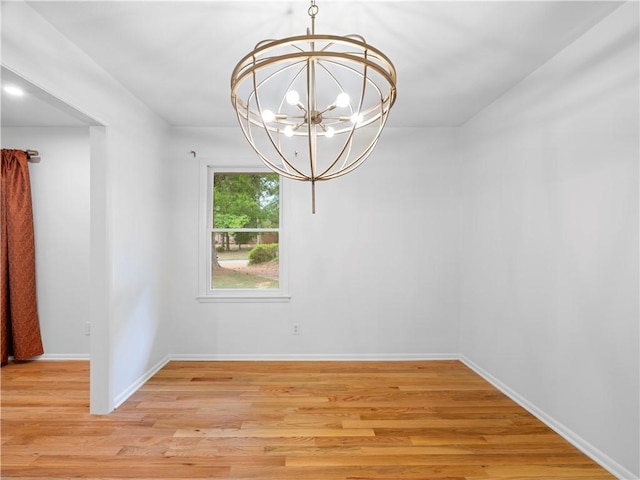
{"left": 308, "top": 0, "right": 318, "bottom": 35}
{"left": 308, "top": 0, "right": 319, "bottom": 19}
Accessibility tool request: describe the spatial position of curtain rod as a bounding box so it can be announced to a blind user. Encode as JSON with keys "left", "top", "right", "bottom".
{"left": 25, "top": 150, "right": 39, "bottom": 161}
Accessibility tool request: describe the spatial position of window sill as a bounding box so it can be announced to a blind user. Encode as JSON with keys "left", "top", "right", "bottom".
{"left": 197, "top": 292, "right": 291, "bottom": 303}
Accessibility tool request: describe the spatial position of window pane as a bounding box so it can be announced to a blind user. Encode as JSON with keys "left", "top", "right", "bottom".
{"left": 212, "top": 232, "right": 279, "bottom": 289}
{"left": 213, "top": 173, "right": 279, "bottom": 229}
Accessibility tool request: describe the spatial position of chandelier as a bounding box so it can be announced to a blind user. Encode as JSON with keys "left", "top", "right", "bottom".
{"left": 230, "top": 0, "right": 397, "bottom": 213}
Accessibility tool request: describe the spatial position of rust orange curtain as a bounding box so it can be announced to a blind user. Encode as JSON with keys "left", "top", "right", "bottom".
{"left": 1, "top": 149, "right": 44, "bottom": 365}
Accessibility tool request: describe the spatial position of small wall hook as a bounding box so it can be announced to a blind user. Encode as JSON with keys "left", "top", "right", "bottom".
{"left": 189, "top": 150, "right": 197, "bottom": 158}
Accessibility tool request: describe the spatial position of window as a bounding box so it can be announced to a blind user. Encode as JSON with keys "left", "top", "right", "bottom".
{"left": 198, "top": 164, "right": 289, "bottom": 301}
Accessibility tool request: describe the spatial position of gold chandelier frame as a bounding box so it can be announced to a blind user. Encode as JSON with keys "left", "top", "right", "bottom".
{"left": 230, "top": 1, "right": 397, "bottom": 212}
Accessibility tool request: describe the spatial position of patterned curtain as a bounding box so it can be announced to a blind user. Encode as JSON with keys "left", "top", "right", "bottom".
{"left": 1, "top": 149, "right": 44, "bottom": 365}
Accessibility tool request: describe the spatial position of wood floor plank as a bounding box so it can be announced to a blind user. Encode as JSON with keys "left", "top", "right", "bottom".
{"left": 173, "top": 427, "right": 377, "bottom": 438}
{"left": 1, "top": 360, "right": 616, "bottom": 479}
{"left": 284, "top": 453, "right": 599, "bottom": 467}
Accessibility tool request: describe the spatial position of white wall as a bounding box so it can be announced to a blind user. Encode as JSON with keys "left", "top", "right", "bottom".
{"left": 1, "top": 127, "right": 90, "bottom": 357}
{"left": 2, "top": 1, "right": 171, "bottom": 413}
{"left": 459, "top": 3, "right": 639, "bottom": 478}
{"left": 167, "top": 126, "right": 461, "bottom": 359}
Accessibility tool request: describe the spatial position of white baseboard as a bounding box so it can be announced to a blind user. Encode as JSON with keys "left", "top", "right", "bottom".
{"left": 112, "top": 355, "right": 170, "bottom": 410}
{"left": 459, "top": 355, "right": 638, "bottom": 480}
{"left": 12, "top": 353, "right": 90, "bottom": 361}
{"left": 169, "top": 353, "right": 460, "bottom": 362}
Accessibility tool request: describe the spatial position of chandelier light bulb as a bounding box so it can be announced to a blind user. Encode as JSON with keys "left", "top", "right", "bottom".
{"left": 350, "top": 113, "right": 364, "bottom": 125}
{"left": 325, "top": 127, "right": 335, "bottom": 138}
{"left": 284, "top": 125, "right": 294, "bottom": 137}
{"left": 335, "top": 92, "right": 350, "bottom": 108}
{"left": 262, "top": 109, "right": 276, "bottom": 123}
{"left": 286, "top": 90, "right": 300, "bottom": 106}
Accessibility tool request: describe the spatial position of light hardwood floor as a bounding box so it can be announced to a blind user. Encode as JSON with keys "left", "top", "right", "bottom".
{"left": 1, "top": 360, "right": 615, "bottom": 479}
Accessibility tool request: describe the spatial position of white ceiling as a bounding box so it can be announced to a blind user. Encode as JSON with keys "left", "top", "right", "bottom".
{"left": 1, "top": 67, "right": 100, "bottom": 127}
{"left": 2, "top": 1, "right": 622, "bottom": 128}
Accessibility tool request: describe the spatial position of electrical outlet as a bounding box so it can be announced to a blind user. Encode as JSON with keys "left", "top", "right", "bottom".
{"left": 292, "top": 323, "right": 300, "bottom": 335}
{"left": 84, "top": 322, "right": 91, "bottom": 336}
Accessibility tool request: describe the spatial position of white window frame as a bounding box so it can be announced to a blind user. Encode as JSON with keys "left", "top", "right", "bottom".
{"left": 197, "top": 161, "right": 290, "bottom": 302}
